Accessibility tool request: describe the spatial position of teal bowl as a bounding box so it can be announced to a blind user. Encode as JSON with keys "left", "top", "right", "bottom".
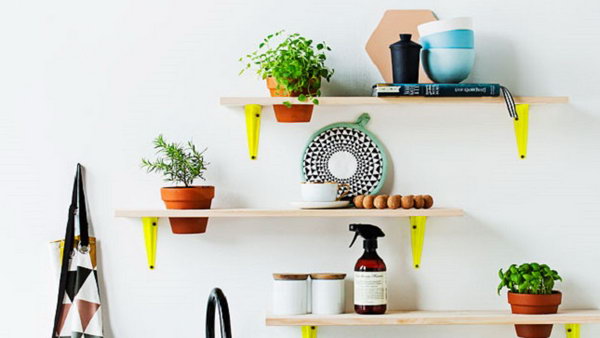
{"left": 421, "top": 48, "right": 475, "bottom": 83}
{"left": 420, "top": 29, "right": 474, "bottom": 49}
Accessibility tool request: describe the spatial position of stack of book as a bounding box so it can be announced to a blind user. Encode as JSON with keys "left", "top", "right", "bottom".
{"left": 372, "top": 83, "right": 501, "bottom": 97}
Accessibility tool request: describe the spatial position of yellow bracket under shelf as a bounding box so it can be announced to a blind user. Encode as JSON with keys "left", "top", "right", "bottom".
{"left": 245, "top": 104, "right": 262, "bottom": 160}
{"left": 565, "top": 324, "right": 580, "bottom": 338}
{"left": 301, "top": 326, "right": 317, "bottom": 338}
{"left": 142, "top": 217, "right": 158, "bottom": 270}
{"left": 410, "top": 216, "right": 427, "bottom": 269}
{"left": 514, "top": 104, "right": 529, "bottom": 159}
{"left": 298, "top": 321, "right": 579, "bottom": 338}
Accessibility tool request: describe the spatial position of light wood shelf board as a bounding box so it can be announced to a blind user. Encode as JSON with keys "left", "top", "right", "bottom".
{"left": 266, "top": 310, "right": 600, "bottom": 326}
{"left": 115, "top": 208, "right": 464, "bottom": 218}
{"left": 220, "top": 96, "right": 569, "bottom": 106}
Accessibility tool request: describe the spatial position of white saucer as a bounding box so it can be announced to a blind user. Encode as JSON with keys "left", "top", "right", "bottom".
{"left": 290, "top": 201, "right": 350, "bottom": 209}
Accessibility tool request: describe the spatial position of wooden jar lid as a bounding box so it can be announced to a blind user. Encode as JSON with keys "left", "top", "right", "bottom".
{"left": 273, "top": 273, "right": 309, "bottom": 280}
{"left": 310, "top": 273, "right": 347, "bottom": 280}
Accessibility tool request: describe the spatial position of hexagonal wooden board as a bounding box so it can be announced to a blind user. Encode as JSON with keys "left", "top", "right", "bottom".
{"left": 366, "top": 10, "right": 437, "bottom": 83}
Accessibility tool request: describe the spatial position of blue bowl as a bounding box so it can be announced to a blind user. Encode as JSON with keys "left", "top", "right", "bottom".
{"left": 420, "top": 29, "right": 474, "bottom": 49}
{"left": 421, "top": 48, "right": 475, "bottom": 83}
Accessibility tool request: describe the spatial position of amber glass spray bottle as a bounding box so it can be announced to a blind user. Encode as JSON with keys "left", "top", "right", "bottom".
{"left": 349, "top": 223, "right": 387, "bottom": 314}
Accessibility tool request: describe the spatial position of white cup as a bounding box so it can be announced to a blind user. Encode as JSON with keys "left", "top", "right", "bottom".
{"left": 301, "top": 182, "right": 350, "bottom": 202}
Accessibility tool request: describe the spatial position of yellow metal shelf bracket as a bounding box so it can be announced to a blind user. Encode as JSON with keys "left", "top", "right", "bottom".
{"left": 245, "top": 104, "right": 262, "bottom": 160}
{"left": 514, "top": 104, "right": 529, "bottom": 159}
{"left": 565, "top": 324, "right": 580, "bottom": 338}
{"left": 301, "top": 326, "right": 317, "bottom": 338}
{"left": 142, "top": 217, "right": 159, "bottom": 270}
{"left": 410, "top": 216, "right": 427, "bottom": 269}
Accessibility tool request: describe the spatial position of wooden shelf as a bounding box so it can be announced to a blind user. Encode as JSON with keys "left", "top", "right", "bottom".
{"left": 266, "top": 310, "right": 600, "bottom": 326}
{"left": 115, "top": 208, "right": 464, "bottom": 218}
{"left": 221, "top": 95, "right": 568, "bottom": 160}
{"left": 220, "top": 96, "right": 569, "bottom": 106}
{"left": 116, "top": 208, "right": 461, "bottom": 270}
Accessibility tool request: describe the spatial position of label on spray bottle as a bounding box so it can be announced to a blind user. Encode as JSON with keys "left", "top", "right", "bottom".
{"left": 354, "top": 271, "right": 387, "bottom": 305}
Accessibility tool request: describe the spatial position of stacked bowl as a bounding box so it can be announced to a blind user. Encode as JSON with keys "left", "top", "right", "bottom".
{"left": 418, "top": 17, "right": 474, "bottom": 83}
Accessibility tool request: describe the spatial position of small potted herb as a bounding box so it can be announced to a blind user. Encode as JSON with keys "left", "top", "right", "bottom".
{"left": 497, "top": 263, "right": 563, "bottom": 338}
{"left": 240, "top": 30, "right": 334, "bottom": 123}
{"left": 142, "top": 135, "right": 214, "bottom": 234}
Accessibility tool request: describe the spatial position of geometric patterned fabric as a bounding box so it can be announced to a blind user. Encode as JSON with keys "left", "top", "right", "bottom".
{"left": 51, "top": 237, "right": 103, "bottom": 338}
{"left": 302, "top": 126, "right": 385, "bottom": 199}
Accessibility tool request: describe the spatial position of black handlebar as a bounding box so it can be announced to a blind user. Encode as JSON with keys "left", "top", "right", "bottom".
{"left": 206, "top": 288, "right": 232, "bottom": 338}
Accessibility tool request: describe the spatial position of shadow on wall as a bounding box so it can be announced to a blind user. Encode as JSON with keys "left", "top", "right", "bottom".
{"left": 380, "top": 142, "right": 395, "bottom": 196}
{"left": 469, "top": 34, "right": 520, "bottom": 89}
{"left": 322, "top": 78, "right": 373, "bottom": 97}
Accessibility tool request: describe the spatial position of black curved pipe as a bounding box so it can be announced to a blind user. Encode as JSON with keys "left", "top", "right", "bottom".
{"left": 206, "top": 288, "right": 232, "bottom": 338}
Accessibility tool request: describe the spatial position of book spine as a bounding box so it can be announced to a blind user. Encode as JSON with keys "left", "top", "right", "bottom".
{"left": 373, "top": 84, "right": 501, "bottom": 97}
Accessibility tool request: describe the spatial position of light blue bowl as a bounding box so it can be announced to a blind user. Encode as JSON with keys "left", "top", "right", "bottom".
{"left": 420, "top": 29, "right": 474, "bottom": 49}
{"left": 422, "top": 48, "right": 475, "bottom": 84}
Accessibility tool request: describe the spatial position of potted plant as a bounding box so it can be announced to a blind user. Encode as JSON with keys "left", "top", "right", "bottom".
{"left": 240, "top": 30, "right": 334, "bottom": 123}
{"left": 497, "top": 263, "right": 563, "bottom": 338}
{"left": 142, "top": 135, "right": 214, "bottom": 234}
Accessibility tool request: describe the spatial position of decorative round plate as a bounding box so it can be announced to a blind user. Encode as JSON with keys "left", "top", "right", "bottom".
{"left": 301, "top": 113, "right": 388, "bottom": 199}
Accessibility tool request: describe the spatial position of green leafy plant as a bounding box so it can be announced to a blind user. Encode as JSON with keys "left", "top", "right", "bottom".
{"left": 240, "top": 30, "right": 334, "bottom": 107}
{"left": 141, "top": 135, "right": 208, "bottom": 187}
{"left": 497, "top": 263, "right": 562, "bottom": 295}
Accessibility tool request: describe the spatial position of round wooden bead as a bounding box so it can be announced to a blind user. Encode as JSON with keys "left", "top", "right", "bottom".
{"left": 353, "top": 195, "right": 365, "bottom": 208}
{"left": 387, "top": 195, "right": 402, "bottom": 209}
{"left": 362, "top": 195, "right": 376, "bottom": 209}
{"left": 423, "top": 195, "right": 434, "bottom": 209}
{"left": 401, "top": 195, "right": 414, "bottom": 209}
{"left": 414, "top": 195, "right": 425, "bottom": 209}
{"left": 374, "top": 195, "right": 389, "bottom": 209}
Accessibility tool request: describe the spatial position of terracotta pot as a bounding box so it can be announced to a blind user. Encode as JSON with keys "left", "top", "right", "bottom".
{"left": 266, "top": 77, "right": 314, "bottom": 123}
{"left": 160, "top": 186, "right": 215, "bottom": 234}
{"left": 508, "top": 292, "right": 562, "bottom": 338}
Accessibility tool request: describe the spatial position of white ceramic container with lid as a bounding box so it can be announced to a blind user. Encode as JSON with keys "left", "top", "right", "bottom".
{"left": 310, "top": 273, "right": 346, "bottom": 315}
{"left": 272, "top": 273, "right": 309, "bottom": 315}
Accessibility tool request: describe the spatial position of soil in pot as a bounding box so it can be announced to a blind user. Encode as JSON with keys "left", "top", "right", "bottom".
{"left": 160, "top": 186, "right": 215, "bottom": 234}
{"left": 508, "top": 291, "right": 562, "bottom": 338}
{"left": 266, "top": 77, "right": 315, "bottom": 123}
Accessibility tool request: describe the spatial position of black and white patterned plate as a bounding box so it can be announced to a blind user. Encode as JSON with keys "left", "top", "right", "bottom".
{"left": 301, "top": 113, "right": 388, "bottom": 199}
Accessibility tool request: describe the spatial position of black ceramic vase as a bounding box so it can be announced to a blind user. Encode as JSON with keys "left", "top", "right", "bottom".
{"left": 390, "top": 34, "right": 422, "bottom": 84}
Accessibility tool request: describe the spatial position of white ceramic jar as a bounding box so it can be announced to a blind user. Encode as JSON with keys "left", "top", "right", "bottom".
{"left": 310, "top": 273, "right": 346, "bottom": 315}
{"left": 272, "top": 273, "right": 309, "bottom": 315}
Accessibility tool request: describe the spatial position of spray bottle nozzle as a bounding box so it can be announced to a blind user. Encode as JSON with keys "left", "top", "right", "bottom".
{"left": 349, "top": 224, "right": 385, "bottom": 248}
{"left": 349, "top": 232, "right": 360, "bottom": 248}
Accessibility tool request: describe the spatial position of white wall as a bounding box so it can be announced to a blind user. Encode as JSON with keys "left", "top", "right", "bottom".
{"left": 1, "top": 0, "right": 600, "bottom": 337}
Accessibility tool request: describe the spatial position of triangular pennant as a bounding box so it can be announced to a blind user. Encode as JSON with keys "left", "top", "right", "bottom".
{"left": 60, "top": 301, "right": 82, "bottom": 336}
{"left": 76, "top": 270, "right": 101, "bottom": 304}
{"left": 76, "top": 299, "right": 101, "bottom": 332}
{"left": 74, "top": 267, "right": 93, "bottom": 297}
{"left": 56, "top": 303, "right": 72, "bottom": 336}
{"left": 83, "top": 308, "right": 103, "bottom": 336}
{"left": 65, "top": 271, "right": 78, "bottom": 301}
